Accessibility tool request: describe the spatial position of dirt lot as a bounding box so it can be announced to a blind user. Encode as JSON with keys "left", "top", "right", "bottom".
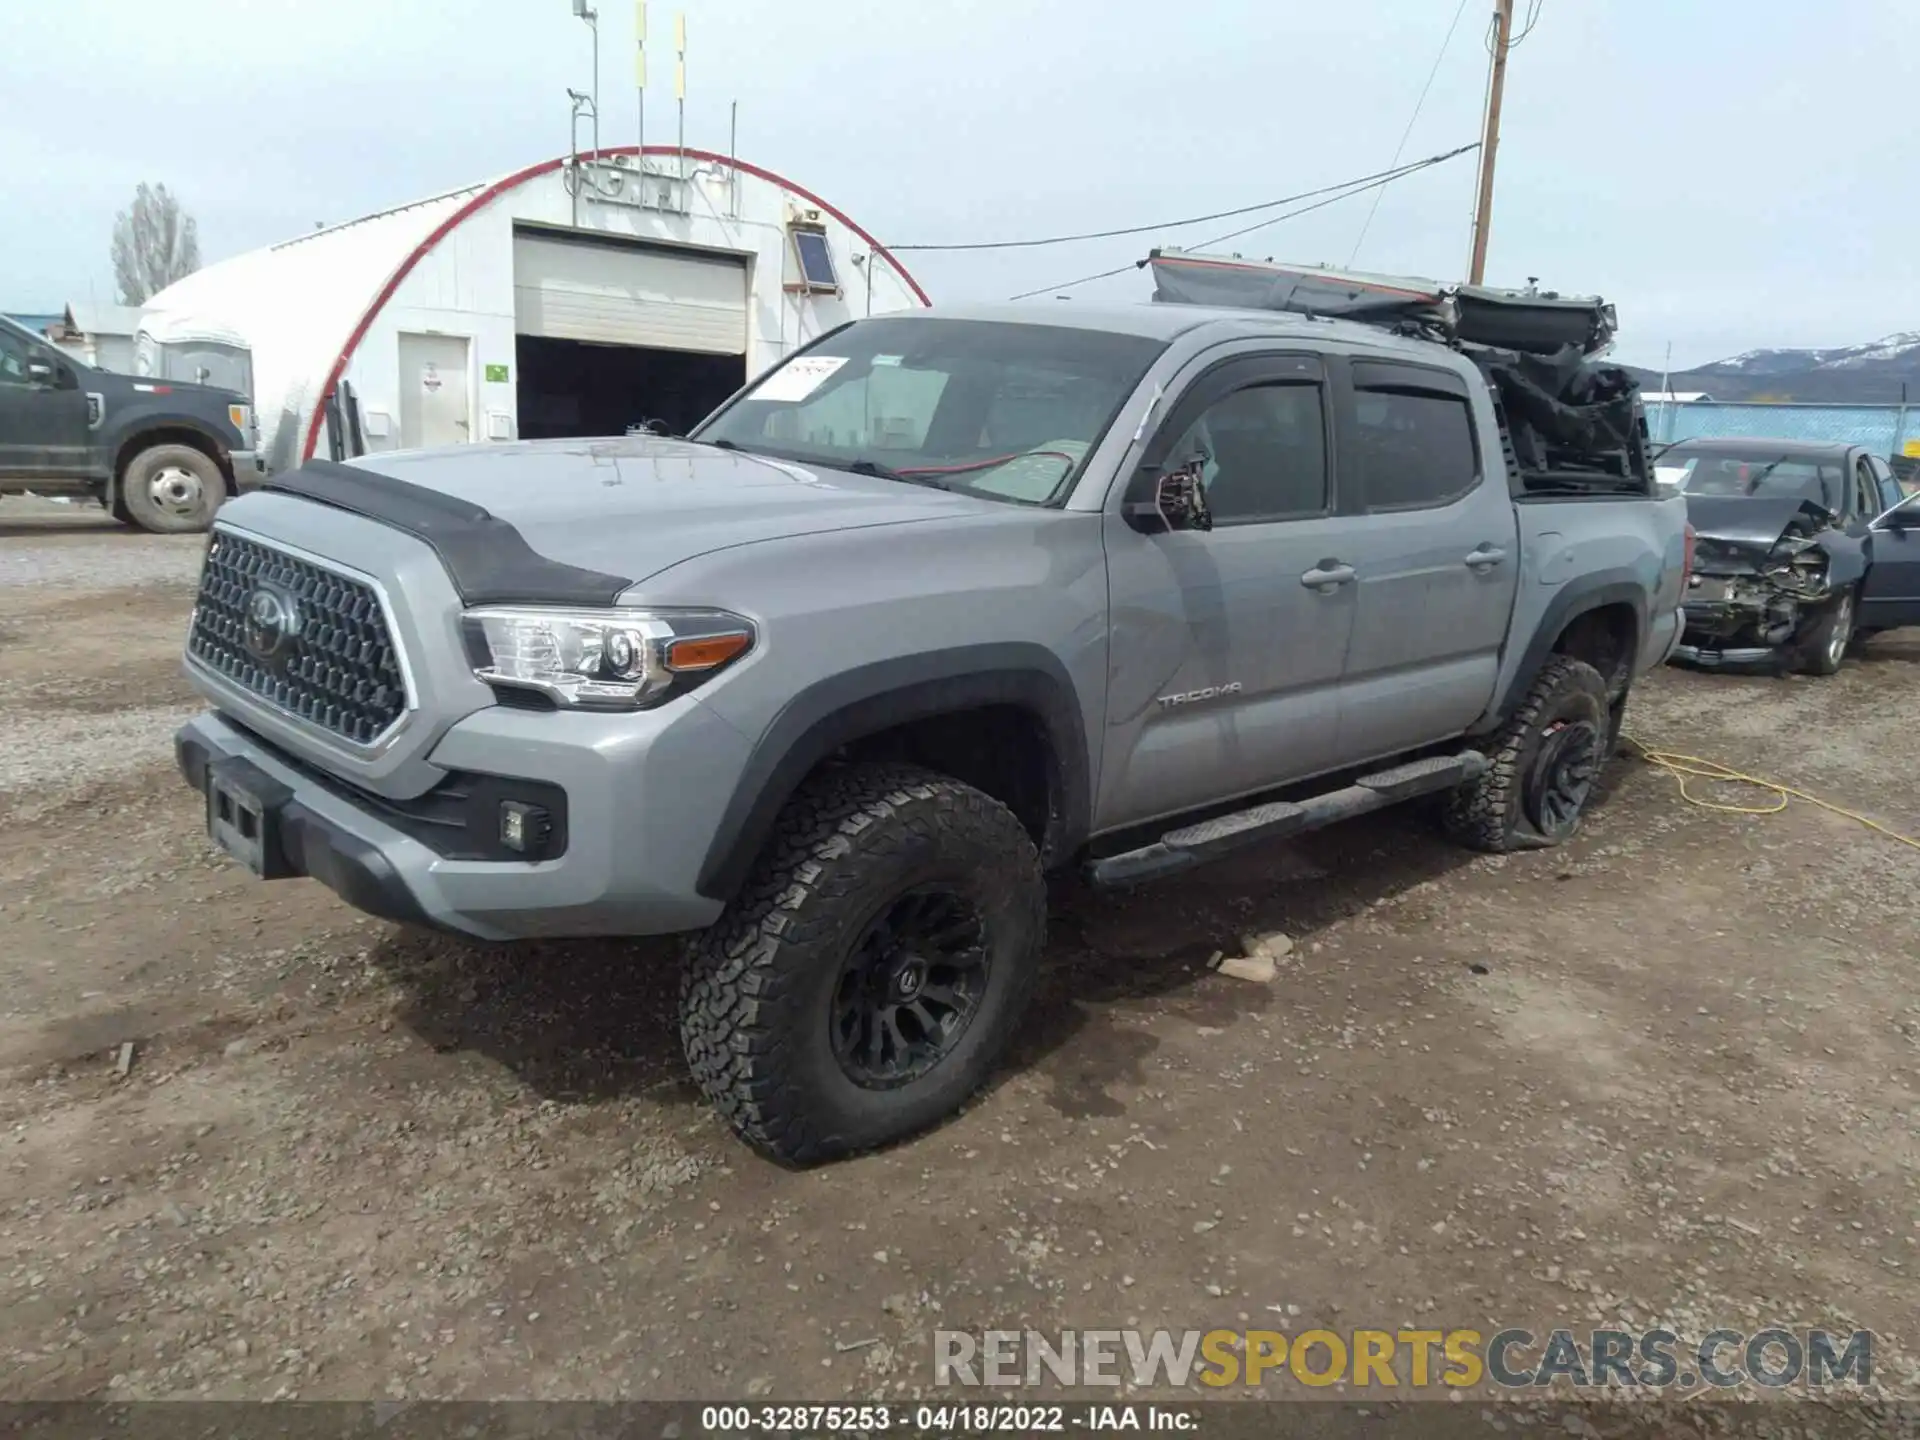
{"left": 2, "top": 501, "right": 1917, "bottom": 1410}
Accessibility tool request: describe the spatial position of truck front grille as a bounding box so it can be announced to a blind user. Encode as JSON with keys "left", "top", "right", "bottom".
{"left": 187, "top": 530, "right": 409, "bottom": 746}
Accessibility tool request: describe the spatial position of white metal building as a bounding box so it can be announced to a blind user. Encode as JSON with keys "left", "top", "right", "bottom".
{"left": 138, "top": 147, "right": 928, "bottom": 473}
{"left": 48, "top": 302, "right": 141, "bottom": 373}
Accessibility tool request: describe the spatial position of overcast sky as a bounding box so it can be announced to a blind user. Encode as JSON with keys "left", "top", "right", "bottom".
{"left": 4, "top": 1, "right": 1912, "bottom": 369}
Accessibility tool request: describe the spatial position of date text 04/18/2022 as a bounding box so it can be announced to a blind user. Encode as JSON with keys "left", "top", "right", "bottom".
{"left": 698, "top": 1403, "right": 1197, "bottom": 1432}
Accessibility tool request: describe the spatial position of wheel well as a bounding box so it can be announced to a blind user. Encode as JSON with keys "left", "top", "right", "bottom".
{"left": 1551, "top": 603, "right": 1637, "bottom": 697}
{"left": 113, "top": 428, "right": 234, "bottom": 495}
{"left": 836, "top": 704, "right": 1058, "bottom": 856}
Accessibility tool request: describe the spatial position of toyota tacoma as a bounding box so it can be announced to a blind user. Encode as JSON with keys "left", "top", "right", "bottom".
{"left": 175, "top": 293, "right": 1687, "bottom": 1165}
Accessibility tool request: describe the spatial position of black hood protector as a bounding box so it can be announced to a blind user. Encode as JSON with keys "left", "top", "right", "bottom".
{"left": 265, "top": 459, "right": 633, "bottom": 606}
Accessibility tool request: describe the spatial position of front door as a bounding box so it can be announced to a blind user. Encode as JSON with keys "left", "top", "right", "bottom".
{"left": 0, "top": 326, "right": 91, "bottom": 480}
{"left": 1332, "top": 359, "right": 1520, "bottom": 765}
{"left": 1862, "top": 494, "right": 1920, "bottom": 630}
{"left": 1097, "top": 353, "right": 1355, "bottom": 832}
{"left": 397, "top": 333, "right": 472, "bottom": 450}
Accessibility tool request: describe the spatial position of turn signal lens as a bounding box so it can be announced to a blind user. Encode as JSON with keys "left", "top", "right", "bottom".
{"left": 665, "top": 632, "right": 752, "bottom": 672}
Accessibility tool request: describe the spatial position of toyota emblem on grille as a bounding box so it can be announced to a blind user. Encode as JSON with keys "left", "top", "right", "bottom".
{"left": 242, "top": 586, "right": 301, "bottom": 662}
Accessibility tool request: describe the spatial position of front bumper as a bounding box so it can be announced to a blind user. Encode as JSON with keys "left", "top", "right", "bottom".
{"left": 228, "top": 449, "right": 266, "bottom": 489}
{"left": 175, "top": 701, "right": 747, "bottom": 941}
{"left": 1672, "top": 575, "right": 1807, "bottom": 667}
{"left": 1669, "top": 643, "right": 1780, "bottom": 668}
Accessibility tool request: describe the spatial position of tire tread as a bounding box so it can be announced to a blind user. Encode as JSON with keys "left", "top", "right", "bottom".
{"left": 680, "top": 762, "right": 1043, "bottom": 1166}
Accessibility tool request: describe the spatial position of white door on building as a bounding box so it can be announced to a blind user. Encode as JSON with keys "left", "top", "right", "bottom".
{"left": 512, "top": 230, "right": 748, "bottom": 354}
{"left": 397, "top": 332, "right": 471, "bottom": 450}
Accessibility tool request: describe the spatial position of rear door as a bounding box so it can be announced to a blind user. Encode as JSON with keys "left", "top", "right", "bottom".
{"left": 1332, "top": 358, "right": 1520, "bottom": 765}
{"left": 1096, "top": 352, "right": 1355, "bottom": 831}
{"left": 1862, "top": 490, "right": 1920, "bottom": 630}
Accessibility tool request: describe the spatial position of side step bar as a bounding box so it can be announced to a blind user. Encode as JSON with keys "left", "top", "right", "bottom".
{"left": 1086, "top": 752, "right": 1489, "bottom": 888}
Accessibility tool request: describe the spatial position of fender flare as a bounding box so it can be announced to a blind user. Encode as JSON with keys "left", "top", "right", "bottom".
{"left": 1475, "top": 571, "right": 1649, "bottom": 732}
{"left": 695, "top": 643, "right": 1092, "bottom": 902}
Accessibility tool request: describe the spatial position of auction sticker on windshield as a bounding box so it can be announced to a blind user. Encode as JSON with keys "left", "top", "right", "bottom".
{"left": 754, "top": 355, "right": 848, "bottom": 401}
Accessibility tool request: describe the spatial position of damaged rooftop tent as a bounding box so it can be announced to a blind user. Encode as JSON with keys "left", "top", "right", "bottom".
{"left": 1147, "top": 249, "right": 1651, "bottom": 494}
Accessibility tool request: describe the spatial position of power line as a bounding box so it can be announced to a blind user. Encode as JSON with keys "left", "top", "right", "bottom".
{"left": 1196, "top": 143, "right": 1478, "bottom": 249}
{"left": 1349, "top": 0, "right": 1473, "bottom": 266}
{"left": 890, "top": 148, "right": 1480, "bottom": 253}
{"left": 1006, "top": 144, "right": 1480, "bottom": 301}
{"left": 1007, "top": 260, "right": 1144, "bottom": 304}
{"left": 1508, "top": 0, "right": 1545, "bottom": 47}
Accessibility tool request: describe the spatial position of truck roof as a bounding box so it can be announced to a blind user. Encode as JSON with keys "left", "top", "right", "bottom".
{"left": 915, "top": 300, "right": 1458, "bottom": 361}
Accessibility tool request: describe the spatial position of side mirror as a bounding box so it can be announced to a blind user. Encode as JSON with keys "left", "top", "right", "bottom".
{"left": 1877, "top": 498, "right": 1920, "bottom": 530}
{"left": 26, "top": 360, "right": 55, "bottom": 386}
{"left": 1123, "top": 459, "right": 1213, "bottom": 534}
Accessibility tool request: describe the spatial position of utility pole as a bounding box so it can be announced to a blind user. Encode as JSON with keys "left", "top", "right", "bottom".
{"left": 1468, "top": 0, "right": 1514, "bottom": 286}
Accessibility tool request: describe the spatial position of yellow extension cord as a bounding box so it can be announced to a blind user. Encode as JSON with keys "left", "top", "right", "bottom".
{"left": 1622, "top": 732, "right": 1920, "bottom": 853}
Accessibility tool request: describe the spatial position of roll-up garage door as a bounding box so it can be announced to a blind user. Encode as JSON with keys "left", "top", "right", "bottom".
{"left": 512, "top": 230, "right": 748, "bottom": 355}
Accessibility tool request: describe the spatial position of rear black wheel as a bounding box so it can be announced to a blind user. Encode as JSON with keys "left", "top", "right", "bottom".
{"left": 681, "top": 763, "right": 1045, "bottom": 1166}
{"left": 1442, "top": 655, "right": 1611, "bottom": 853}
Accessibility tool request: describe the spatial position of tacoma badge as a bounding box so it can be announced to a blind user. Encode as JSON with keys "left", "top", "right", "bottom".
{"left": 1156, "top": 682, "right": 1243, "bottom": 708}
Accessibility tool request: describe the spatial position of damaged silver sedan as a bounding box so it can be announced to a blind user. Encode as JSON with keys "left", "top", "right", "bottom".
{"left": 1660, "top": 439, "right": 1914, "bottom": 674}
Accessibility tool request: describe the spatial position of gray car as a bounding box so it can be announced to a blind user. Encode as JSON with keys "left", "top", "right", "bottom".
{"left": 175, "top": 303, "right": 1687, "bottom": 1163}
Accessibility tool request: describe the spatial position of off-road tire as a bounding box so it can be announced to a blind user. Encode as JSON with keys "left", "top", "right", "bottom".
{"left": 1797, "top": 588, "right": 1855, "bottom": 677}
{"left": 1441, "top": 655, "right": 1611, "bottom": 854}
{"left": 120, "top": 443, "right": 225, "bottom": 533}
{"left": 680, "top": 762, "right": 1046, "bottom": 1167}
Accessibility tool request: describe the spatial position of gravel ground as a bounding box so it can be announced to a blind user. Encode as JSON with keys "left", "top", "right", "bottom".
{"left": 1, "top": 516, "right": 1917, "bottom": 1424}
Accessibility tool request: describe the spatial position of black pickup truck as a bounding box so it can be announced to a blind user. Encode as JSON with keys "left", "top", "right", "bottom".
{"left": 0, "top": 312, "right": 262, "bottom": 532}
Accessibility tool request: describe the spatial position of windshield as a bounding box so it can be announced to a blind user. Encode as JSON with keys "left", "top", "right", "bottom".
{"left": 1658, "top": 448, "right": 1842, "bottom": 510}
{"left": 692, "top": 317, "right": 1167, "bottom": 505}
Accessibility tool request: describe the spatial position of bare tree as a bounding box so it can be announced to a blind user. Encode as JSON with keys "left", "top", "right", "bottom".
{"left": 110, "top": 183, "right": 202, "bottom": 305}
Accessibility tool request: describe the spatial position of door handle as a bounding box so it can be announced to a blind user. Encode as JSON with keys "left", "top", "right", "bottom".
{"left": 1464, "top": 545, "right": 1508, "bottom": 571}
{"left": 1300, "top": 562, "right": 1356, "bottom": 591}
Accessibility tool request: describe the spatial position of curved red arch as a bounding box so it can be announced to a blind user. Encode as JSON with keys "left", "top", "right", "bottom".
{"left": 300, "top": 146, "right": 929, "bottom": 462}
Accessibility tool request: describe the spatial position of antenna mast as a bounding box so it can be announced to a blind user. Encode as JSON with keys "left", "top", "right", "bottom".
{"left": 675, "top": 12, "right": 687, "bottom": 178}
{"left": 635, "top": 0, "right": 647, "bottom": 160}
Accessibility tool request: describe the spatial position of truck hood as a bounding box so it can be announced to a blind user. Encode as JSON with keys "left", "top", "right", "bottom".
{"left": 1684, "top": 495, "right": 1837, "bottom": 574}
{"left": 339, "top": 437, "right": 1007, "bottom": 584}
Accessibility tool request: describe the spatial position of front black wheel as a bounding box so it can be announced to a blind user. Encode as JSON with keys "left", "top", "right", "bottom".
{"left": 120, "top": 443, "right": 226, "bottom": 533}
{"left": 681, "top": 763, "right": 1045, "bottom": 1166}
{"left": 1442, "top": 655, "right": 1611, "bottom": 853}
{"left": 1797, "top": 588, "right": 1855, "bottom": 676}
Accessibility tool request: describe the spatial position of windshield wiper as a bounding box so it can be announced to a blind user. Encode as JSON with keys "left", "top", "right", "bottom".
{"left": 845, "top": 458, "right": 955, "bottom": 491}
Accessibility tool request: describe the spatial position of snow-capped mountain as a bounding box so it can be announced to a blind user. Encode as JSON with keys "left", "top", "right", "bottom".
{"left": 1627, "top": 332, "right": 1920, "bottom": 402}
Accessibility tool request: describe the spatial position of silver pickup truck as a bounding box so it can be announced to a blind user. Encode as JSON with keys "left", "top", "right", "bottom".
{"left": 174, "top": 299, "right": 1687, "bottom": 1164}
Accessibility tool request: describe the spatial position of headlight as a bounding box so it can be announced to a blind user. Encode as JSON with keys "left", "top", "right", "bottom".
{"left": 464, "top": 606, "right": 754, "bottom": 710}
{"left": 228, "top": 403, "right": 252, "bottom": 433}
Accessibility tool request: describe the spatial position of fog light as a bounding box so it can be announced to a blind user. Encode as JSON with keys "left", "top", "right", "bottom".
{"left": 499, "top": 801, "right": 553, "bottom": 855}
